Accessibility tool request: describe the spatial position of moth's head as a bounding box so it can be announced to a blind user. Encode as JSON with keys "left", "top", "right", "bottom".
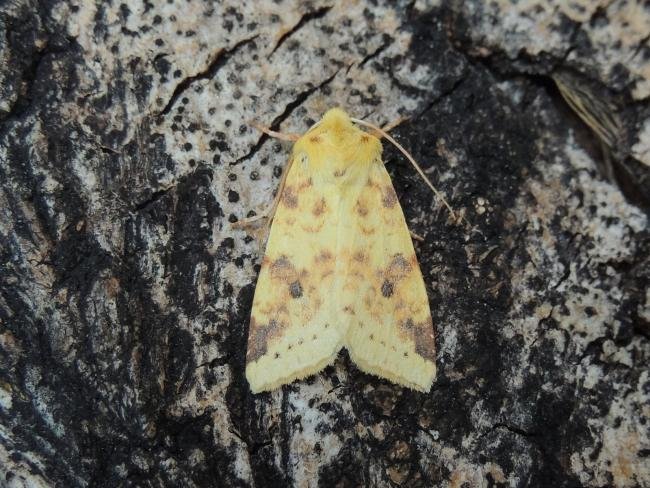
{"left": 320, "top": 107, "right": 353, "bottom": 130}
{"left": 293, "top": 108, "right": 382, "bottom": 169}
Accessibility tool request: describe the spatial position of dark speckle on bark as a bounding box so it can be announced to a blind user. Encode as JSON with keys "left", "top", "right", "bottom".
{"left": 1, "top": 1, "right": 647, "bottom": 487}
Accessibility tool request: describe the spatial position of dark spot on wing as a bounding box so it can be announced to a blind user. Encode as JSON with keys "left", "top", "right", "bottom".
{"left": 381, "top": 279, "right": 394, "bottom": 298}
{"left": 402, "top": 318, "right": 415, "bottom": 330}
{"left": 289, "top": 280, "right": 303, "bottom": 298}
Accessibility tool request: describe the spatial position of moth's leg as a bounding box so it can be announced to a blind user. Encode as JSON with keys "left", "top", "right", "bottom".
{"left": 230, "top": 212, "right": 267, "bottom": 229}
{"left": 381, "top": 116, "right": 409, "bottom": 134}
{"left": 261, "top": 154, "right": 295, "bottom": 223}
{"left": 233, "top": 121, "right": 299, "bottom": 227}
{"left": 232, "top": 121, "right": 299, "bottom": 232}
{"left": 410, "top": 230, "right": 424, "bottom": 242}
{"left": 231, "top": 156, "right": 296, "bottom": 230}
{"left": 249, "top": 121, "right": 300, "bottom": 142}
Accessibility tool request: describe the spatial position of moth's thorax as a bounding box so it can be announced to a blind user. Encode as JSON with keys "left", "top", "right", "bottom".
{"left": 292, "top": 108, "right": 382, "bottom": 180}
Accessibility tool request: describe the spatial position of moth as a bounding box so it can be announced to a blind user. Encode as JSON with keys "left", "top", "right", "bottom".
{"left": 237, "top": 108, "right": 452, "bottom": 393}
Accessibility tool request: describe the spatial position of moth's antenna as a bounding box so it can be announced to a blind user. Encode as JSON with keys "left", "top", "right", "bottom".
{"left": 351, "top": 117, "right": 457, "bottom": 220}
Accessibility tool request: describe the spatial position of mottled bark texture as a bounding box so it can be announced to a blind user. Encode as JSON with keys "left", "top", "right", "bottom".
{"left": 1, "top": 1, "right": 649, "bottom": 487}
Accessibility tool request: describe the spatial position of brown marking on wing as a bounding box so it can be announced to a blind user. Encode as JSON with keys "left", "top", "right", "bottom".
{"left": 374, "top": 254, "right": 414, "bottom": 301}
{"left": 352, "top": 251, "right": 367, "bottom": 263}
{"left": 400, "top": 317, "right": 436, "bottom": 362}
{"left": 270, "top": 256, "right": 297, "bottom": 282}
{"left": 343, "top": 305, "right": 355, "bottom": 315}
{"left": 360, "top": 134, "right": 370, "bottom": 143}
{"left": 402, "top": 318, "right": 415, "bottom": 331}
{"left": 366, "top": 177, "right": 379, "bottom": 189}
{"left": 300, "top": 222, "right": 325, "bottom": 233}
{"left": 313, "top": 247, "right": 335, "bottom": 280}
{"left": 282, "top": 186, "right": 298, "bottom": 208}
{"left": 413, "top": 318, "right": 436, "bottom": 361}
{"left": 312, "top": 197, "right": 327, "bottom": 216}
{"left": 356, "top": 199, "right": 369, "bottom": 217}
{"left": 275, "top": 304, "right": 289, "bottom": 317}
{"left": 298, "top": 178, "right": 313, "bottom": 190}
{"left": 333, "top": 168, "right": 347, "bottom": 177}
{"left": 386, "top": 253, "right": 413, "bottom": 281}
{"left": 247, "top": 317, "right": 282, "bottom": 362}
{"left": 309, "top": 135, "right": 321, "bottom": 143}
{"left": 360, "top": 225, "right": 375, "bottom": 235}
{"left": 267, "top": 257, "right": 310, "bottom": 300}
{"left": 381, "top": 185, "right": 398, "bottom": 208}
{"left": 316, "top": 249, "right": 333, "bottom": 262}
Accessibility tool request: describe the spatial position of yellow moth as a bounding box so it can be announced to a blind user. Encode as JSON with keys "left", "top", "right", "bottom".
{"left": 241, "top": 108, "right": 446, "bottom": 393}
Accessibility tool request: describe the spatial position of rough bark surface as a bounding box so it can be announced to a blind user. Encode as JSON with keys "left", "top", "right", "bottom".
{"left": 1, "top": 1, "right": 649, "bottom": 487}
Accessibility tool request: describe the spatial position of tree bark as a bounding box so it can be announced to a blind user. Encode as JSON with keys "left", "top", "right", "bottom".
{"left": 1, "top": 1, "right": 648, "bottom": 486}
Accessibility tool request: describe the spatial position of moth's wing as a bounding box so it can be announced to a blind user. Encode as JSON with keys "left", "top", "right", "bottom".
{"left": 341, "top": 162, "right": 436, "bottom": 392}
{"left": 245, "top": 157, "right": 343, "bottom": 393}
